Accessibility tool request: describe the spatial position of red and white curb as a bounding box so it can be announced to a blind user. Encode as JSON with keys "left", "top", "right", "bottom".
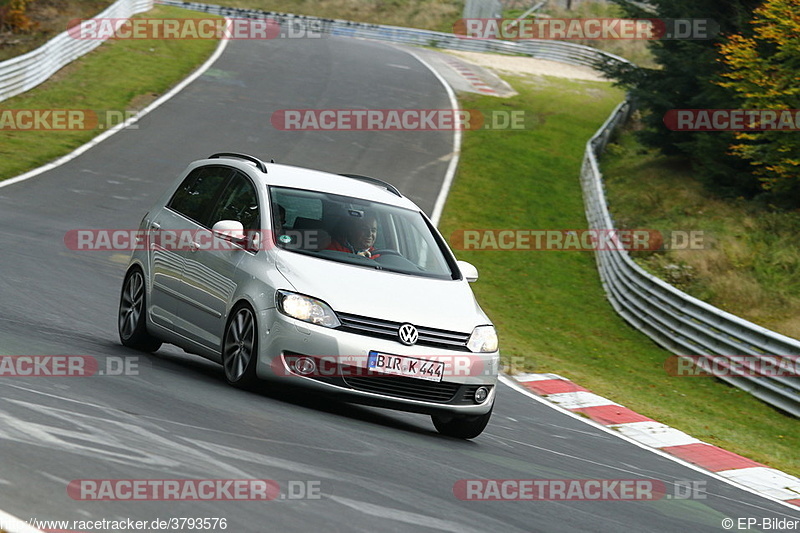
{"left": 514, "top": 372, "right": 800, "bottom": 508}
{"left": 441, "top": 56, "right": 500, "bottom": 96}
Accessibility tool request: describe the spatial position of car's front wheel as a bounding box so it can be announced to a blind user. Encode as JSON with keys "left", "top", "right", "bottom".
{"left": 432, "top": 406, "right": 493, "bottom": 439}
{"left": 222, "top": 304, "right": 259, "bottom": 388}
{"left": 118, "top": 268, "right": 162, "bottom": 352}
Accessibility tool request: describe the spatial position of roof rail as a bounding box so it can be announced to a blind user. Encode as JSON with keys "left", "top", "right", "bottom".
{"left": 209, "top": 152, "right": 268, "bottom": 173}
{"left": 339, "top": 173, "right": 402, "bottom": 197}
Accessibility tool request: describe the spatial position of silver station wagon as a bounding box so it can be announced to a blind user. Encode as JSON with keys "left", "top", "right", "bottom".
{"left": 118, "top": 153, "right": 499, "bottom": 438}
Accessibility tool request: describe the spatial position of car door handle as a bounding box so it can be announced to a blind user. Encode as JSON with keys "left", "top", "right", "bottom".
{"left": 190, "top": 241, "right": 200, "bottom": 252}
{"left": 150, "top": 222, "right": 161, "bottom": 231}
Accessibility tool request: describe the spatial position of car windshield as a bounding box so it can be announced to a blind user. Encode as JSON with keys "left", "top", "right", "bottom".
{"left": 269, "top": 186, "right": 457, "bottom": 279}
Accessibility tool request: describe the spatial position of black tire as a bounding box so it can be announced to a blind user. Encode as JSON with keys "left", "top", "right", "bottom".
{"left": 118, "top": 268, "right": 162, "bottom": 352}
{"left": 432, "top": 405, "right": 493, "bottom": 439}
{"left": 222, "top": 304, "right": 260, "bottom": 388}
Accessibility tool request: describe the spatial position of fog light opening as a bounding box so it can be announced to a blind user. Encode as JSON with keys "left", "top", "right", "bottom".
{"left": 294, "top": 357, "right": 316, "bottom": 376}
{"left": 474, "top": 386, "right": 490, "bottom": 404}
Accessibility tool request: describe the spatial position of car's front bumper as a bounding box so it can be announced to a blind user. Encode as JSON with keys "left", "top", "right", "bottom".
{"left": 256, "top": 309, "right": 499, "bottom": 416}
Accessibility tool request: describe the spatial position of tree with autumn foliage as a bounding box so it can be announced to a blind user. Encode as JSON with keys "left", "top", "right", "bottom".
{"left": 0, "top": 0, "right": 35, "bottom": 33}
{"left": 717, "top": 0, "right": 800, "bottom": 204}
{"left": 600, "top": 0, "right": 764, "bottom": 198}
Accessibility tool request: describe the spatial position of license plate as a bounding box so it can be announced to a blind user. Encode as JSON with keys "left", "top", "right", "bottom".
{"left": 367, "top": 351, "right": 444, "bottom": 382}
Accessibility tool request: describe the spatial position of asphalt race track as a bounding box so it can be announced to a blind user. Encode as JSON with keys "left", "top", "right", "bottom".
{"left": 0, "top": 35, "right": 799, "bottom": 532}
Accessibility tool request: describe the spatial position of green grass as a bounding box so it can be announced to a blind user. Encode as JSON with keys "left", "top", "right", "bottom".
{"left": 602, "top": 128, "right": 800, "bottom": 340}
{"left": 439, "top": 74, "right": 800, "bottom": 476}
{"left": 0, "top": 5, "right": 219, "bottom": 180}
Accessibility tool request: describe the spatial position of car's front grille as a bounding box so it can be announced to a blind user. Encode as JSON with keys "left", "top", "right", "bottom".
{"left": 336, "top": 312, "right": 471, "bottom": 351}
{"left": 342, "top": 374, "right": 460, "bottom": 403}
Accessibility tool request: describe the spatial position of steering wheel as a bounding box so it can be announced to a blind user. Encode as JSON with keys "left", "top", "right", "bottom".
{"left": 372, "top": 249, "right": 402, "bottom": 257}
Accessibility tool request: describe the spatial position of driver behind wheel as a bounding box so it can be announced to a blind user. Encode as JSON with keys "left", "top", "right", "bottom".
{"left": 326, "top": 212, "right": 381, "bottom": 259}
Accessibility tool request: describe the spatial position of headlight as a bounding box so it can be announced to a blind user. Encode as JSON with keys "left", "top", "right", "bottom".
{"left": 467, "top": 325, "right": 498, "bottom": 353}
{"left": 276, "top": 290, "right": 341, "bottom": 328}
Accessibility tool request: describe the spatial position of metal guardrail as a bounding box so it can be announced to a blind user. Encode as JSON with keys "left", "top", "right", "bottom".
{"left": 0, "top": 0, "right": 154, "bottom": 104}
{"left": 583, "top": 102, "right": 800, "bottom": 417}
{"left": 14, "top": 0, "right": 797, "bottom": 415}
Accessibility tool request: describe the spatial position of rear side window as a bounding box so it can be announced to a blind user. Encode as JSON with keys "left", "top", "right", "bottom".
{"left": 207, "top": 171, "right": 261, "bottom": 231}
{"left": 168, "top": 166, "right": 232, "bottom": 226}
{"left": 272, "top": 190, "right": 323, "bottom": 228}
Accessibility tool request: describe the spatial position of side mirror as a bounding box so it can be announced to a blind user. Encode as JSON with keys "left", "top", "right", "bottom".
{"left": 457, "top": 260, "right": 479, "bottom": 282}
{"left": 212, "top": 220, "right": 247, "bottom": 246}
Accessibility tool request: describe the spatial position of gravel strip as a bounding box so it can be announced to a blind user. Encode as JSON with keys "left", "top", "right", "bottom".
{"left": 444, "top": 50, "right": 610, "bottom": 82}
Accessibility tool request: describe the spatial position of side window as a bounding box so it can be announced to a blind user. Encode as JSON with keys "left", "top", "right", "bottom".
{"left": 273, "top": 193, "right": 323, "bottom": 228}
{"left": 207, "top": 171, "right": 261, "bottom": 231}
{"left": 168, "top": 166, "right": 232, "bottom": 226}
{"left": 270, "top": 188, "right": 327, "bottom": 251}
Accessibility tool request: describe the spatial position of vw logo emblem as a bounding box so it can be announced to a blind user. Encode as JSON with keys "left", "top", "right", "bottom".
{"left": 398, "top": 323, "right": 418, "bottom": 346}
